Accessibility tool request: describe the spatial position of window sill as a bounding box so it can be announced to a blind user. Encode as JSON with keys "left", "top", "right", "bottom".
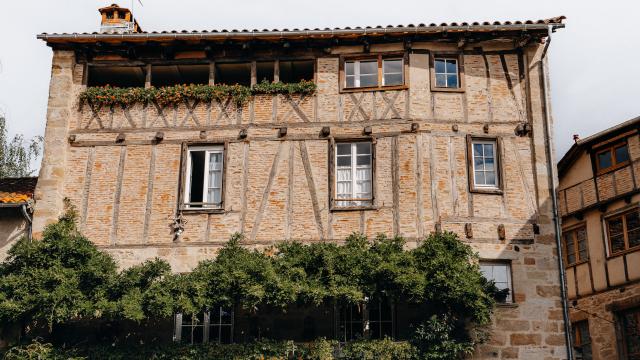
{"left": 496, "top": 302, "right": 518, "bottom": 308}
{"left": 430, "top": 86, "right": 465, "bottom": 93}
{"left": 596, "top": 161, "right": 630, "bottom": 176}
{"left": 565, "top": 259, "right": 590, "bottom": 268}
{"left": 180, "top": 207, "right": 225, "bottom": 215}
{"left": 340, "top": 85, "right": 408, "bottom": 94}
{"left": 470, "top": 188, "right": 503, "bottom": 195}
{"left": 606, "top": 246, "right": 640, "bottom": 260}
{"left": 330, "top": 205, "right": 379, "bottom": 212}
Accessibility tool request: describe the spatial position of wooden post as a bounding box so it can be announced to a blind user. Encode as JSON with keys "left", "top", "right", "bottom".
{"left": 251, "top": 61, "right": 257, "bottom": 86}
{"left": 274, "top": 60, "right": 280, "bottom": 83}
{"left": 145, "top": 64, "right": 152, "bottom": 88}
{"left": 209, "top": 62, "right": 215, "bottom": 85}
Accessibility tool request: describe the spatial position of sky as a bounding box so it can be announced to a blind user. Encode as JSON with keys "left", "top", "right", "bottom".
{"left": 0, "top": 0, "right": 638, "bottom": 165}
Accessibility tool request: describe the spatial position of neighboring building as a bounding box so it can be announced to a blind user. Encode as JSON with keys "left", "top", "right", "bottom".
{"left": 0, "top": 177, "right": 37, "bottom": 258}
{"left": 559, "top": 116, "right": 640, "bottom": 360}
{"left": 33, "top": 4, "right": 568, "bottom": 358}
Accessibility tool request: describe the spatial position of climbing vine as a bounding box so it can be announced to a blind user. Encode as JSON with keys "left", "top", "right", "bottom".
{"left": 0, "top": 207, "right": 502, "bottom": 359}
{"left": 78, "top": 80, "right": 317, "bottom": 107}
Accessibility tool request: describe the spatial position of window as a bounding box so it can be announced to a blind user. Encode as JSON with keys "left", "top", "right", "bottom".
{"left": 174, "top": 307, "right": 234, "bottom": 344}
{"left": 620, "top": 307, "right": 640, "bottom": 360}
{"left": 382, "top": 59, "right": 403, "bottom": 86}
{"left": 469, "top": 138, "right": 500, "bottom": 191}
{"left": 87, "top": 66, "right": 146, "bottom": 88}
{"left": 184, "top": 146, "right": 224, "bottom": 209}
{"left": 596, "top": 142, "right": 630, "bottom": 174}
{"left": 434, "top": 58, "right": 459, "bottom": 88}
{"left": 338, "top": 303, "right": 364, "bottom": 341}
{"left": 480, "top": 262, "right": 513, "bottom": 303}
{"left": 606, "top": 208, "right": 640, "bottom": 255}
{"left": 343, "top": 55, "right": 405, "bottom": 90}
{"left": 334, "top": 142, "right": 373, "bottom": 208}
{"left": 563, "top": 226, "right": 589, "bottom": 266}
{"left": 572, "top": 321, "right": 592, "bottom": 360}
{"left": 337, "top": 300, "right": 394, "bottom": 342}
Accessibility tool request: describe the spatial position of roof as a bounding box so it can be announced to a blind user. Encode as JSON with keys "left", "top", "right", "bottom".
{"left": 558, "top": 115, "right": 640, "bottom": 176}
{"left": 0, "top": 177, "right": 37, "bottom": 205}
{"left": 37, "top": 16, "right": 565, "bottom": 44}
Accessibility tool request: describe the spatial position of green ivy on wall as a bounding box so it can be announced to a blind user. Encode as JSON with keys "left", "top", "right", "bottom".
{"left": 78, "top": 80, "right": 317, "bottom": 107}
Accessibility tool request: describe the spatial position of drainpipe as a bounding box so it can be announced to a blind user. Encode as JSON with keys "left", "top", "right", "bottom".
{"left": 20, "top": 203, "right": 33, "bottom": 241}
{"left": 539, "top": 25, "right": 574, "bottom": 360}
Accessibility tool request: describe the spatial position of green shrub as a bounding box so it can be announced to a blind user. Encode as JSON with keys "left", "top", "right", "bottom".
{"left": 340, "top": 338, "right": 417, "bottom": 360}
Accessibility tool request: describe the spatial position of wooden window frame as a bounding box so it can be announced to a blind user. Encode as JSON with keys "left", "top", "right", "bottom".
{"left": 179, "top": 142, "right": 228, "bottom": 214}
{"left": 430, "top": 52, "right": 465, "bottom": 93}
{"left": 605, "top": 207, "right": 640, "bottom": 257}
{"left": 479, "top": 260, "right": 514, "bottom": 303}
{"left": 466, "top": 135, "right": 503, "bottom": 194}
{"left": 562, "top": 223, "right": 589, "bottom": 267}
{"left": 572, "top": 320, "right": 592, "bottom": 359}
{"left": 339, "top": 52, "right": 409, "bottom": 93}
{"left": 594, "top": 141, "right": 630, "bottom": 175}
{"left": 329, "top": 137, "right": 377, "bottom": 211}
{"left": 618, "top": 307, "right": 640, "bottom": 360}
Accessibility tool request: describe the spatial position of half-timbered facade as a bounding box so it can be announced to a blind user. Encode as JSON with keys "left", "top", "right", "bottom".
{"left": 559, "top": 116, "right": 640, "bottom": 360}
{"left": 32, "top": 5, "right": 568, "bottom": 358}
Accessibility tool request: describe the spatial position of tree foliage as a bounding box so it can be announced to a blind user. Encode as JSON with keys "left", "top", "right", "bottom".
{"left": 0, "top": 115, "right": 43, "bottom": 178}
{"left": 0, "top": 208, "right": 501, "bottom": 358}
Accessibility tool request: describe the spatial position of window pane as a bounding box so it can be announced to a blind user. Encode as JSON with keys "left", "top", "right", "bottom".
{"left": 360, "top": 74, "right": 378, "bottom": 87}
{"left": 598, "top": 151, "right": 613, "bottom": 170}
{"left": 627, "top": 211, "right": 640, "bottom": 248}
{"left": 565, "top": 233, "right": 576, "bottom": 261}
{"left": 475, "top": 171, "right": 485, "bottom": 185}
{"left": 337, "top": 156, "right": 351, "bottom": 167}
{"left": 435, "top": 73, "right": 446, "bottom": 87}
{"left": 616, "top": 145, "right": 630, "bottom": 163}
{"left": 484, "top": 157, "right": 494, "bottom": 171}
{"left": 189, "top": 151, "right": 206, "bottom": 204}
{"left": 447, "top": 74, "right": 458, "bottom": 88}
{"left": 357, "top": 155, "right": 371, "bottom": 166}
{"left": 384, "top": 73, "right": 403, "bottom": 86}
{"left": 435, "top": 59, "right": 446, "bottom": 74}
{"left": 473, "top": 143, "right": 483, "bottom": 156}
{"left": 567, "top": 253, "right": 576, "bottom": 266}
{"left": 345, "top": 62, "right": 355, "bottom": 76}
{"left": 356, "top": 143, "right": 371, "bottom": 155}
{"left": 474, "top": 157, "right": 484, "bottom": 171}
{"left": 483, "top": 144, "right": 494, "bottom": 157}
{"left": 608, "top": 217, "right": 625, "bottom": 253}
{"left": 346, "top": 75, "right": 355, "bottom": 88}
{"left": 445, "top": 59, "right": 457, "bottom": 74}
{"left": 383, "top": 59, "right": 403, "bottom": 74}
{"left": 337, "top": 144, "right": 351, "bottom": 155}
{"left": 360, "top": 61, "right": 378, "bottom": 75}
{"left": 485, "top": 171, "right": 496, "bottom": 186}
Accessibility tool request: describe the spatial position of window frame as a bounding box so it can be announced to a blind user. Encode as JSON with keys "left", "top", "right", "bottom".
{"left": 181, "top": 143, "right": 227, "bottom": 213}
{"left": 604, "top": 207, "right": 640, "bottom": 257}
{"left": 562, "top": 224, "right": 589, "bottom": 267}
{"left": 329, "top": 138, "right": 376, "bottom": 211}
{"left": 174, "top": 307, "right": 234, "bottom": 344}
{"left": 339, "top": 52, "right": 408, "bottom": 92}
{"left": 336, "top": 299, "right": 395, "bottom": 342}
{"left": 430, "top": 53, "right": 465, "bottom": 92}
{"left": 594, "top": 141, "right": 631, "bottom": 175}
{"left": 572, "top": 320, "right": 592, "bottom": 360}
{"left": 466, "top": 135, "right": 503, "bottom": 194}
{"left": 479, "top": 260, "right": 514, "bottom": 303}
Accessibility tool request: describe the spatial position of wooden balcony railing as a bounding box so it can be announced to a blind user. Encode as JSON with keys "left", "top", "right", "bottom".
{"left": 558, "top": 160, "right": 640, "bottom": 217}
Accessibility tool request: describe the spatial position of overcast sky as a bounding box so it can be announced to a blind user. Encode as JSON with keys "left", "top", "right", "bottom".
{"left": 0, "top": 0, "right": 638, "bottom": 162}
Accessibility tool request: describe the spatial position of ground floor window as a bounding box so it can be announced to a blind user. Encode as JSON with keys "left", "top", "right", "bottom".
{"left": 621, "top": 307, "right": 640, "bottom": 360}
{"left": 174, "top": 307, "right": 234, "bottom": 344}
{"left": 337, "top": 300, "right": 394, "bottom": 342}
{"left": 572, "top": 320, "right": 592, "bottom": 360}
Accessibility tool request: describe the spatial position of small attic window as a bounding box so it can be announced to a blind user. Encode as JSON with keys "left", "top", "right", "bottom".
{"left": 88, "top": 66, "right": 146, "bottom": 88}
{"left": 106, "top": 13, "right": 114, "bottom": 19}
{"left": 279, "top": 60, "right": 314, "bottom": 83}
{"left": 118, "top": 12, "right": 126, "bottom": 19}
{"left": 151, "top": 65, "right": 209, "bottom": 87}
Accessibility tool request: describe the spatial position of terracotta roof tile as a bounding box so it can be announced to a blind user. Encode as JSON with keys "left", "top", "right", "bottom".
{"left": 0, "top": 177, "right": 37, "bottom": 204}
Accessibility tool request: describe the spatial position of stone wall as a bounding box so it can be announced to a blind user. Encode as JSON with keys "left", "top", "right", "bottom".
{"left": 31, "top": 41, "right": 567, "bottom": 359}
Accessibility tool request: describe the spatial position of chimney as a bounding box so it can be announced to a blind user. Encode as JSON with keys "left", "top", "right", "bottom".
{"left": 98, "top": 3, "right": 142, "bottom": 34}
{"left": 573, "top": 134, "right": 580, "bottom": 143}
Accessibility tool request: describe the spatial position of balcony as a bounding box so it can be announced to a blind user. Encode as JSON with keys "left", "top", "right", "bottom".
{"left": 558, "top": 160, "right": 640, "bottom": 217}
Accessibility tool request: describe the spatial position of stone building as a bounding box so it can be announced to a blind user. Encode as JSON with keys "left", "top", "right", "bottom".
{"left": 33, "top": 4, "right": 569, "bottom": 358}
{"left": 558, "top": 116, "right": 640, "bottom": 359}
{"left": 0, "top": 177, "right": 36, "bottom": 258}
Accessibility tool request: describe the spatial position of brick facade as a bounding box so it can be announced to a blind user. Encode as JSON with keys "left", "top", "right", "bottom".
{"left": 33, "top": 27, "right": 567, "bottom": 358}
